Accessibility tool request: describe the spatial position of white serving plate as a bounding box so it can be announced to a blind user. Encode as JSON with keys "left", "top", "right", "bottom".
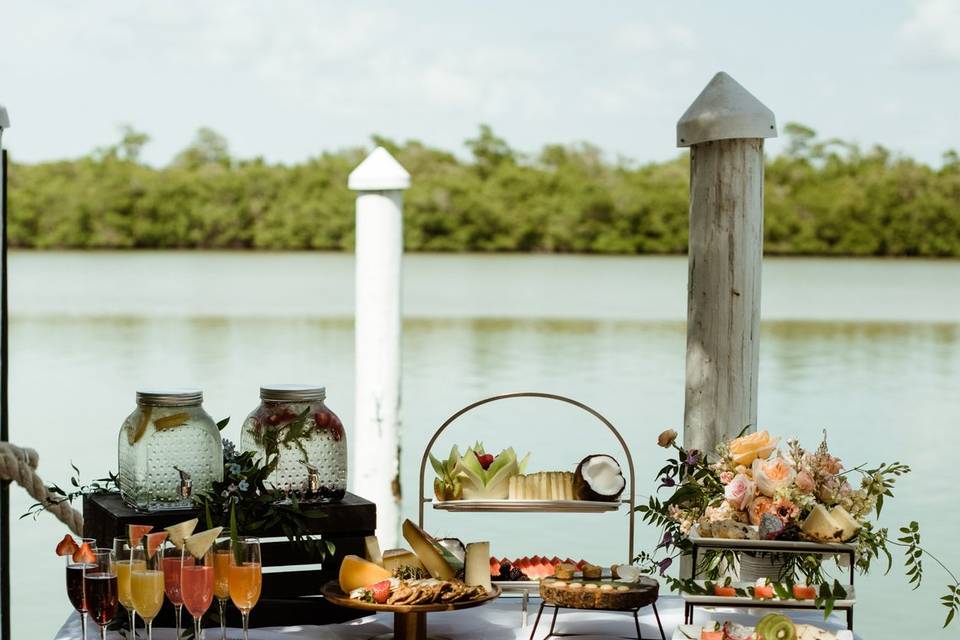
{"left": 432, "top": 498, "right": 622, "bottom": 513}
{"left": 683, "top": 581, "right": 856, "bottom": 607}
{"left": 673, "top": 624, "right": 853, "bottom": 640}
{"left": 688, "top": 526, "right": 855, "bottom": 553}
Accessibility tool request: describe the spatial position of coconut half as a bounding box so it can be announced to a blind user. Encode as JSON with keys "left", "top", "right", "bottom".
{"left": 573, "top": 454, "right": 626, "bottom": 502}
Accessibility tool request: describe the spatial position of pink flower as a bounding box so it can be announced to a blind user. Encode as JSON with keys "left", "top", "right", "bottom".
{"left": 752, "top": 456, "right": 796, "bottom": 497}
{"left": 794, "top": 471, "right": 816, "bottom": 494}
{"left": 719, "top": 471, "right": 735, "bottom": 485}
{"left": 724, "top": 473, "right": 756, "bottom": 510}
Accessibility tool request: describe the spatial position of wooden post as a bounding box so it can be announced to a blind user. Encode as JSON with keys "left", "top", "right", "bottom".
{"left": 348, "top": 147, "right": 410, "bottom": 548}
{"left": 678, "top": 72, "right": 776, "bottom": 455}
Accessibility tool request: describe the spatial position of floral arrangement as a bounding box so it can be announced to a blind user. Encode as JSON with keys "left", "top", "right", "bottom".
{"left": 635, "top": 428, "right": 960, "bottom": 627}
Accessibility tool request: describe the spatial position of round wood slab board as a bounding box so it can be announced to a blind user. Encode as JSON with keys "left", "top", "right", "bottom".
{"left": 321, "top": 580, "right": 502, "bottom": 614}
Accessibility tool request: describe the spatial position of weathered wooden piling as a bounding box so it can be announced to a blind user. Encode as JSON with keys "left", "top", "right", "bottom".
{"left": 678, "top": 72, "right": 776, "bottom": 455}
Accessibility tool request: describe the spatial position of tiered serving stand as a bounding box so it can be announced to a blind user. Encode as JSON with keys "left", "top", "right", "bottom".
{"left": 683, "top": 528, "right": 857, "bottom": 630}
{"left": 417, "top": 391, "right": 664, "bottom": 639}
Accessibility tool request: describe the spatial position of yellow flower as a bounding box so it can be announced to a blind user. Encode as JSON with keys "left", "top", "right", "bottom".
{"left": 657, "top": 429, "right": 678, "bottom": 448}
{"left": 728, "top": 430, "right": 778, "bottom": 466}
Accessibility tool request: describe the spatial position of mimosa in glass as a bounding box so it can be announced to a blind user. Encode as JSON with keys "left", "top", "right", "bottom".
{"left": 114, "top": 537, "right": 143, "bottom": 638}
{"left": 162, "top": 543, "right": 195, "bottom": 640}
{"left": 229, "top": 537, "right": 262, "bottom": 640}
{"left": 130, "top": 543, "right": 164, "bottom": 640}
{"left": 182, "top": 537, "right": 217, "bottom": 640}
{"left": 213, "top": 538, "right": 232, "bottom": 640}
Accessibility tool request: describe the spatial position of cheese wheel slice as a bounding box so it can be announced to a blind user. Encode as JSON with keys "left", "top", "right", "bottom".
{"left": 401, "top": 519, "right": 455, "bottom": 580}
{"left": 339, "top": 554, "right": 392, "bottom": 592}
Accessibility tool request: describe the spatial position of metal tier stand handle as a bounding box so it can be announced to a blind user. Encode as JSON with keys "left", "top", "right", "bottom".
{"left": 418, "top": 391, "right": 637, "bottom": 562}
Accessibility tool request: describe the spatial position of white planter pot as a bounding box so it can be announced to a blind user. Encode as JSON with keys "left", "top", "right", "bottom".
{"left": 738, "top": 552, "right": 793, "bottom": 583}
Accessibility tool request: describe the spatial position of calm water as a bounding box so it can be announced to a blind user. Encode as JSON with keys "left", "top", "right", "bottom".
{"left": 8, "top": 251, "right": 960, "bottom": 639}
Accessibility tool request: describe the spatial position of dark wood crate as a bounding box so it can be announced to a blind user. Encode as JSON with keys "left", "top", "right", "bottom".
{"left": 83, "top": 491, "right": 376, "bottom": 627}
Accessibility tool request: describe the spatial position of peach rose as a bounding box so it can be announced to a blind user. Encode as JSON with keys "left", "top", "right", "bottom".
{"left": 748, "top": 496, "right": 775, "bottom": 525}
{"left": 728, "top": 431, "right": 778, "bottom": 466}
{"left": 719, "top": 471, "right": 735, "bottom": 485}
{"left": 752, "top": 456, "right": 796, "bottom": 497}
{"left": 724, "top": 473, "right": 756, "bottom": 510}
{"left": 657, "top": 429, "right": 678, "bottom": 448}
{"left": 794, "top": 470, "right": 816, "bottom": 494}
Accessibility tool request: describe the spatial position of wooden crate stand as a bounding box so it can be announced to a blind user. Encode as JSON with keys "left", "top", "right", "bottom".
{"left": 83, "top": 491, "right": 375, "bottom": 627}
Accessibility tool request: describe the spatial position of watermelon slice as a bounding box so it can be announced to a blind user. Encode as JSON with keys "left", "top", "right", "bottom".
{"left": 55, "top": 535, "right": 79, "bottom": 557}
{"left": 165, "top": 518, "right": 198, "bottom": 549}
{"left": 184, "top": 527, "right": 223, "bottom": 559}
{"left": 72, "top": 542, "right": 95, "bottom": 564}
{"left": 128, "top": 524, "right": 153, "bottom": 548}
{"left": 145, "top": 532, "right": 168, "bottom": 559}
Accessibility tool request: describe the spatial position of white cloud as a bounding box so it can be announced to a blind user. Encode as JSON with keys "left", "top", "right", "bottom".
{"left": 898, "top": 0, "right": 960, "bottom": 65}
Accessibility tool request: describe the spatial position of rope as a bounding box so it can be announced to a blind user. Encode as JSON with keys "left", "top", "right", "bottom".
{"left": 0, "top": 441, "right": 84, "bottom": 536}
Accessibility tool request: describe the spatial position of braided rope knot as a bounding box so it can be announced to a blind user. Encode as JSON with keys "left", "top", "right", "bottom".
{"left": 0, "top": 441, "right": 84, "bottom": 535}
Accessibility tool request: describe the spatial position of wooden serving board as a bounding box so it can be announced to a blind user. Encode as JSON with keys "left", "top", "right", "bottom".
{"left": 321, "top": 581, "right": 501, "bottom": 640}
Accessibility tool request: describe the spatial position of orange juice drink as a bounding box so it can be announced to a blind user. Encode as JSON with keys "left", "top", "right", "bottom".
{"left": 116, "top": 559, "right": 145, "bottom": 609}
{"left": 213, "top": 550, "right": 231, "bottom": 599}
{"left": 228, "top": 562, "right": 262, "bottom": 612}
{"left": 130, "top": 569, "right": 164, "bottom": 621}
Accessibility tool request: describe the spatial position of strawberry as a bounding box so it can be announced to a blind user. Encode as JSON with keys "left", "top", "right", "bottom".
{"left": 73, "top": 542, "right": 96, "bottom": 564}
{"left": 474, "top": 451, "right": 495, "bottom": 470}
{"left": 713, "top": 585, "right": 737, "bottom": 597}
{"left": 56, "top": 535, "right": 79, "bottom": 557}
{"left": 370, "top": 579, "right": 391, "bottom": 604}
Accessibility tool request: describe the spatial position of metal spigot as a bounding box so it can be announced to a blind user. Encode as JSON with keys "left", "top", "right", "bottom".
{"left": 174, "top": 466, "right": 192, "bottom": 498}
{"left": 305, "top": 463, "right": 320, "bottom": 495}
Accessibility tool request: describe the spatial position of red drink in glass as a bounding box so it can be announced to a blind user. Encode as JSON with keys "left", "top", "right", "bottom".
{"left": 162, "top": 555, "right": 195, "bottom": 605}
{"left": 66, "top": 563, "right": 94, "bottom": 612}
{"left": 181, "top": 564, "right": 214, "bottom": 618}
{"left": 84, "top": 572, "right": 118, "bottom": 626}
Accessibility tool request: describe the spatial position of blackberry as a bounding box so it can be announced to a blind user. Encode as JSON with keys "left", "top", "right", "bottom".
{"left": 509, "top": 567, "right": 526, "bottom": 581}
{"left": 499, "top": 561, "right": 512, "bottom": 580}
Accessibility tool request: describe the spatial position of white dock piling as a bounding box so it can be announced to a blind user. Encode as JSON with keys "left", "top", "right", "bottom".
{"left": 678, "top": 72, "right": 777, "bottom": 455}
{"left": 348, "top": 147, "right": 410, "bottom": 548}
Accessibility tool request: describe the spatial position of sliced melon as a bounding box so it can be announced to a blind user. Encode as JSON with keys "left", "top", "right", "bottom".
{"left": 801, "top": 505, "right": 844, "bottom": 542}
{"left": 364, "top": 535, "right": 384, "bottom": 566}
{"left": 338, "top": 555, "right": 392, "bottom": 592}
{"left": 145, "top": 532, "right": 168, "bottom": 559}
{"left": 165, "top": 518, "right": 199, "bottom": 549}
{"left": 184, "top": 527, "right": 223, "bottom": 559}
{"left": 830, "top": 506, "right": 862, "bottom": 542}
{"left": 128, "top": 524, "right": 154, "bottom": 548}
{"left": 401, "top": 519, "right": 455, "bottom": 580}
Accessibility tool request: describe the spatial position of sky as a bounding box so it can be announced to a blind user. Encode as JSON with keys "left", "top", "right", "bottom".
{"left": 1, "top": 0, "right": 958, "bottom": 167}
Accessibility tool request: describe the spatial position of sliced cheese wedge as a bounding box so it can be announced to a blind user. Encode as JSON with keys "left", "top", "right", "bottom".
{"left": 382, "top": 548, "right": 426, "bottom": 574}
{"left": 465, "top": 542, "right": 491, "bottom": 591}
{"left": 401, "top": 519, "right": 455, "bottom": 580}
{"left": 364, "top": 535, "right": 384, "bottom": 566}
{"left": 338, "top": 554, "right": 392, "bottom": 592}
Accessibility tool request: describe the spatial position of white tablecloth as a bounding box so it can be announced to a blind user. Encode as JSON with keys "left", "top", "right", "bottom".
{"left": 55, "top": 596, "right": 860, "bottom": 639}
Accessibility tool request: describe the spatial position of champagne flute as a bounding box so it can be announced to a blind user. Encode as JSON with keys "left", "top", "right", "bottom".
{"left": 182, "top": 544, "right": 215, "bottom": 639}
{"left": 229, "top": 537, "right": 262, "bottom": 640}
{"left": 85, "top": 548, "right": 118, "bottom": 640}
{"left": 65, "top": 537, "right": 97, "bottom": 640}
{"left": 162, "top": 540, "right": 194, "bottom": 638}
{"left": 130, "top": 543, "right": 164, "bottom": 640}
{"left": 113, "top": 537, "right": 141, "bottom": 638}
{"left": 212, "top": 537, "right": 232, "bottom": 639}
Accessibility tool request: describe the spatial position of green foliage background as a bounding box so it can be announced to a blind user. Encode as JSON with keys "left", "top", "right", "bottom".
{"left": 7, "top": 123, "right": 960, "bottom": 256}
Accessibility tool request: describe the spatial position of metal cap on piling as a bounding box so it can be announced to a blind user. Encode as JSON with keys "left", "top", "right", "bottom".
{"left": 676, "top": 72, "right": 776, "bottom": 147}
